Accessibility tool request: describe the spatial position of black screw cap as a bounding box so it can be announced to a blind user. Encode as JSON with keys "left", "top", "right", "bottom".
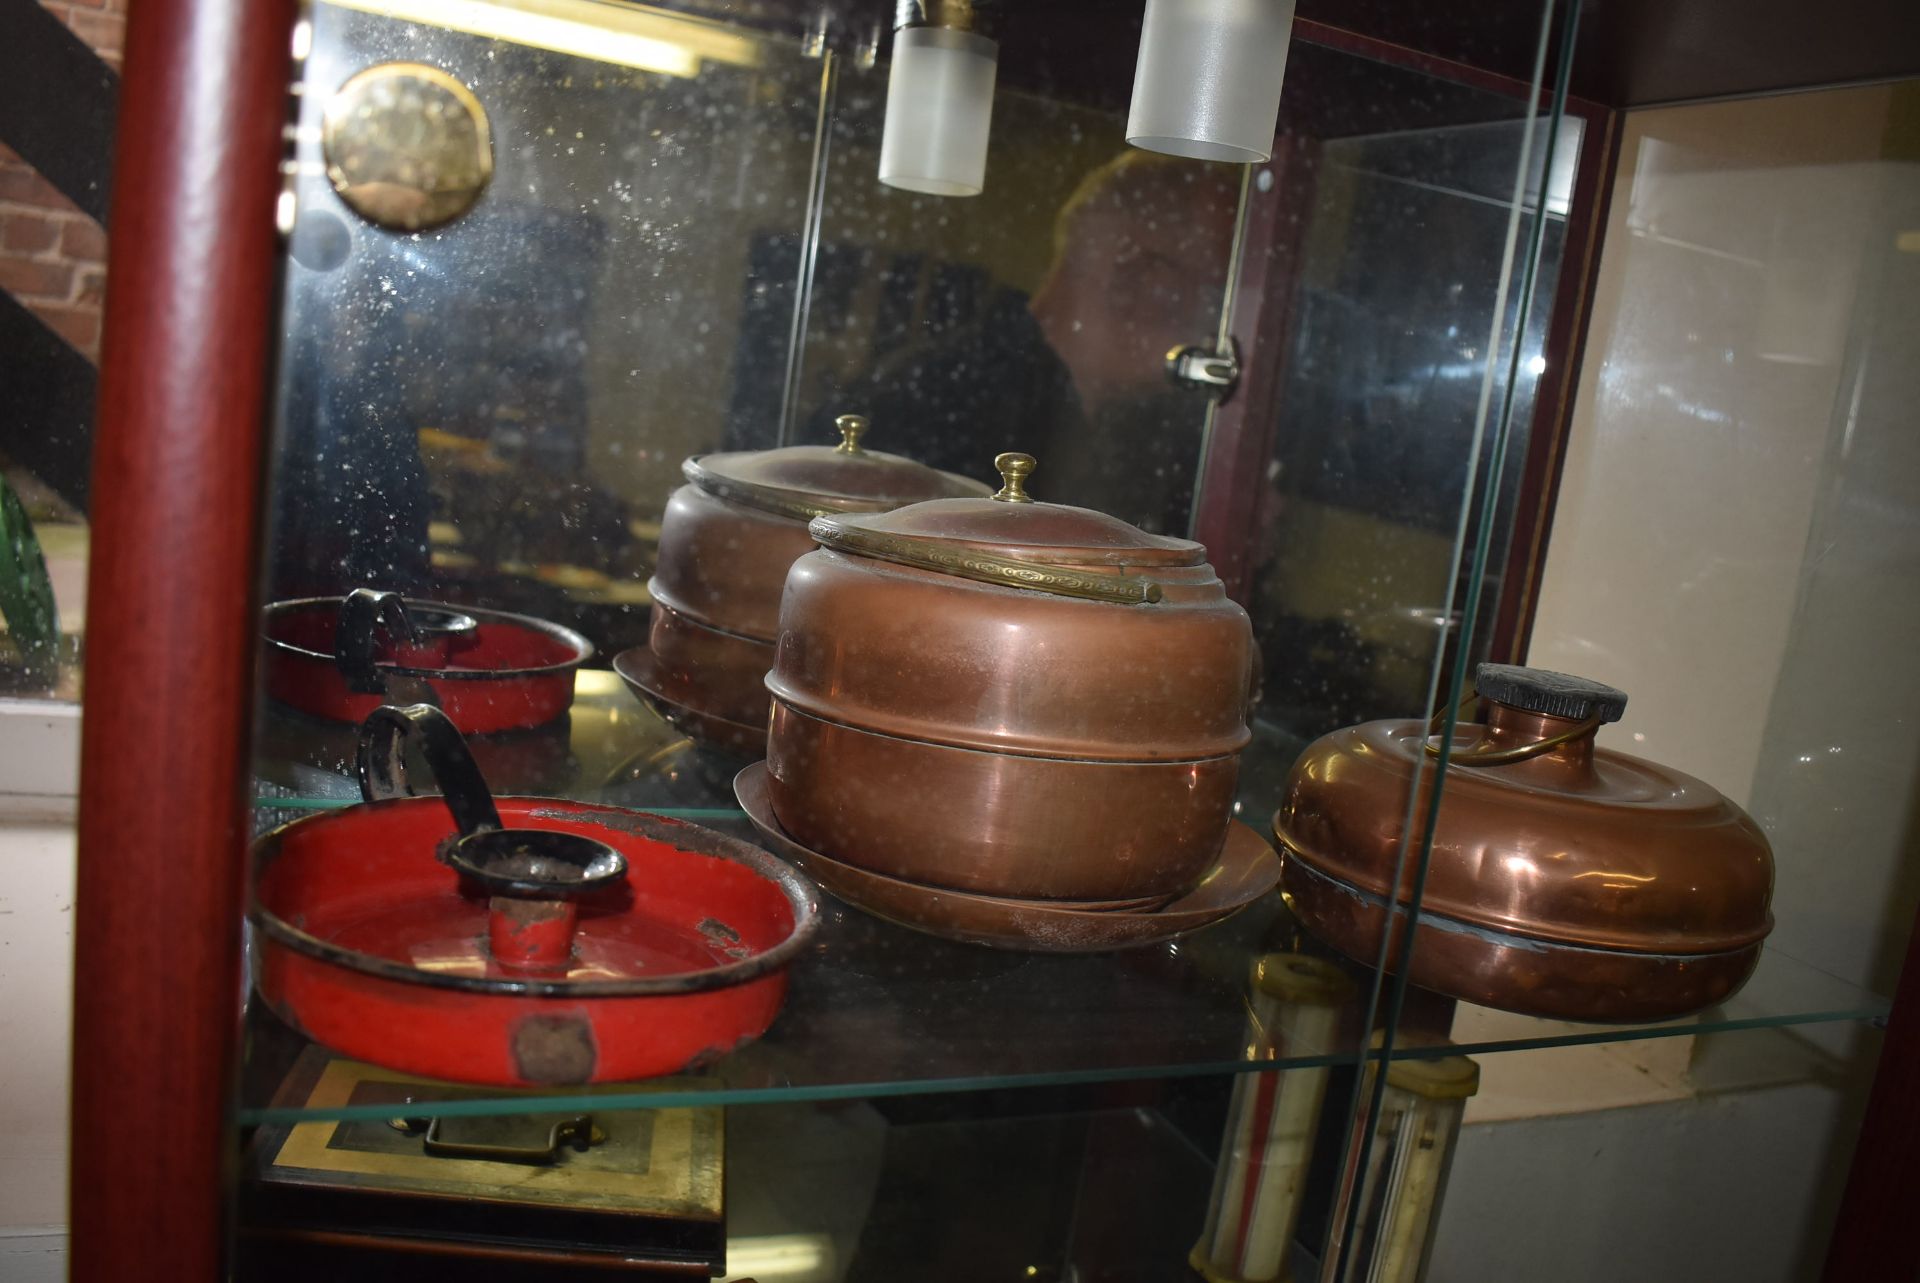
{"left": 1475, "top": 663, "right": 1627, "bottom": 724}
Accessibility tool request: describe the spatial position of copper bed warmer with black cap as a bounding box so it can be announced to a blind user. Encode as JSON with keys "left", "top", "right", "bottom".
{"left": 1275, "top": 663, "right": 1776, "bottom": 1022}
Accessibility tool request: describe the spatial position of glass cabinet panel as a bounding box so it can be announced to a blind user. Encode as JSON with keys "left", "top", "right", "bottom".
{"left": 248, "top": 1, "right": 1579, "bottom": 1118}
{"left": 232, "top": 4, "right": 1909, "bottom": 1281}
{"left": 1231, "top": 61, "right": 1582, "bottom": 784}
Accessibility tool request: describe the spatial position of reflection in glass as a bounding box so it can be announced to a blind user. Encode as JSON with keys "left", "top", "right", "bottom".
{"left": 1239, "top": 110, "right": 1578, "bottom": 784}
{"left": 266, "top": 0, "right": 1245, "bottom": 668}
{"left": 268, "top": 2, "right": 824, "bottom": 653}
{"left": 796, "top": 70, "right": 1243, "bottom": 534}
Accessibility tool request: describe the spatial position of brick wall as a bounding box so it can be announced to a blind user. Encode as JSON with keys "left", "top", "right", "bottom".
{"left": 0, "top": 0, "right": 127, "bottom": 364}
{"left": 42, "top": 0, "right": 126, "bottom": 71}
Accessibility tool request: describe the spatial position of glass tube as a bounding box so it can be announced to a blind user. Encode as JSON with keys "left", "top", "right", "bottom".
{"left": 1340, "top": 1039, "right": 1480, "bottom": 1283}
{"left": 1192, "top": 954, "right": 1355, "bottom": 1283}
{"left": 1126, "top": 0, "right": 1297, "bottom": 164}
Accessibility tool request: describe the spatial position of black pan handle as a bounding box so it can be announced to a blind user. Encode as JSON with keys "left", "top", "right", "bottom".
{"left": 334, "top": 589, "right": 481, "bottom": 692}
{"left": 334, "top": 588, "right": 421, "bottom": 695}
{"left": 355, "top": 703, "right": 502, "bottom": 837}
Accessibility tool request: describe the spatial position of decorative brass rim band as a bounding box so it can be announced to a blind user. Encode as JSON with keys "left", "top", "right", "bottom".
{"left": 683, "top": 458, "right": 885, "bottom": 524}
{"left": 1422, "top": 690, "right": 1602, "bottom": 766}
{"left": 808, "top": 519, "right": 1165, "bottom": 605}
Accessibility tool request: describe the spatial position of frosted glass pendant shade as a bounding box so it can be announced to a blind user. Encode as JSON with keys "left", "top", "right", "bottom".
{"left": 1126, "top": 0, "right": 1296, "bottom": 164}
{"left": 879, "top": 26, "right": 998, "bottom": 197}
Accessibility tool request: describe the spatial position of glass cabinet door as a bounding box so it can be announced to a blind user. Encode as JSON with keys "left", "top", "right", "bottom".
{"left": 240, "top": 6, "right": 1876, "bottom": 1283}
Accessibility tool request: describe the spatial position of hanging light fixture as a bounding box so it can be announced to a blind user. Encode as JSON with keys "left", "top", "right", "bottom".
{"left": 878, "top": 1, "right": 999, "bottom": 197}
{"left": 1126, "top": 0, "right": 1296, "bottom": 163}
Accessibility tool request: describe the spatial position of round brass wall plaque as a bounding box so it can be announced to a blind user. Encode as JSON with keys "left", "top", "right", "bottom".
{"left": 322, "top": 62, "right": 493, "bottom": 232}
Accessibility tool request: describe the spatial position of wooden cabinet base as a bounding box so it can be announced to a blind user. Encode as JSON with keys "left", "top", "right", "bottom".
{"left": 238, "top": 1051, "right": 726, "bottom": 1281}
{"left": 236, "top": 1228, "right": 716, "bottom": 1281}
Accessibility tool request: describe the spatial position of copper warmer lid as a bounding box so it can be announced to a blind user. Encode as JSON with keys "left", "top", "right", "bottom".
{"left": 810, "top": 452, "right": 1211, "bottom": 605}
{"left": 684, "top": 414, "right": 989, "bottom": 522}
{"left": 1275, "top": 664, "right": 1775, "bottom": 957}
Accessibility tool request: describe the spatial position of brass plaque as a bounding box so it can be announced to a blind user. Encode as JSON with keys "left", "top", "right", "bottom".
{"left": 264, "top": 1058, "right": 723, "bottom": 1220}
{"left": 323, "top": 61, "right": 493, "bottom": 231}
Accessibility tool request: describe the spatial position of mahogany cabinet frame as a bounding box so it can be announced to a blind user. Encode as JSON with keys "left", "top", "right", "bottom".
{"left": 69, "top": 0, "right": 296, "bottom": 1277}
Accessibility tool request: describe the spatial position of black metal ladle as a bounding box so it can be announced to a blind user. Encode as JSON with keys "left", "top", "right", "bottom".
{"left": 356, "top": 703, "right": 626, "bottom": 969}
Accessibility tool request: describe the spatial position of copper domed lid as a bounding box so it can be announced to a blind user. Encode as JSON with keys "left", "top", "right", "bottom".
{"left": 1275, "top": 663, "right": 1775, "bottom": 957}
{"left": 684, "top": 414, "right": 990, "bottom": 522}
{"left": 810, "top": 452, "right": 1211, "bottom": 605}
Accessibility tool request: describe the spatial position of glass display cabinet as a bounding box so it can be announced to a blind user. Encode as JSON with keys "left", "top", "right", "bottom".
{"left": 21, "top": 0, "right": 1917, "bottom": 1280}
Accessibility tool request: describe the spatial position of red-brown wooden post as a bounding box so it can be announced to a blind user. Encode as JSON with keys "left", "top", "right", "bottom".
{"left": 68, "top": 0, "right": 297, "bottom": 1277}
{"left": 1823, "top": 901, "right": 1920, "bottom": 1280}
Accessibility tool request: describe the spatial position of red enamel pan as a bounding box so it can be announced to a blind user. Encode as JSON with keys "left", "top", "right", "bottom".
{"left": 249, "top": 704, "right": 818, "bottom": 1087}
{"left": 262, "top": 589, "right": 592, "bottom": 733}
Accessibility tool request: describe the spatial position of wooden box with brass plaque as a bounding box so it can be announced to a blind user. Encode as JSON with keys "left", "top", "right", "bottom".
{"left": 237, "top": 1050, "right": 723, "bottom": 1281}
{"left": 620, "top": 413, "right": 989, "bottom": 752}
{"left": 1274, "top": 664, "right": 1776, "bottom": 1022}
{"left": 764, "top": 451, "right": 1258, "bottom": 905}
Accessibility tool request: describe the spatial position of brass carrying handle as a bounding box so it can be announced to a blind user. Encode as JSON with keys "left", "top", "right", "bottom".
{"left": 1423, "top": 689, "right": 1600, "bottom": 766}
{"left": 808, "top": 518, "right": 1165, "bottom": 605}
{"left": 682, "top": 415, "right": 881, "bottom": 522}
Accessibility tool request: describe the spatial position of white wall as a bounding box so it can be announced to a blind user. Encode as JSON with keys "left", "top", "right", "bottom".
{"left": 0, "top": 702, "right": 79, "bottom": 1258}
{"left": 1525, "top": 87, "right": 1899, "bottom": 816}
{"left": 1431, "top": 1079, "right": 1851, "bottom": 1283}
{"left": 1432, "top": 84, "right": 1920, "bottom": 1283}
{"left": 0, "top": 821, "right": 73, "bottom": 1235}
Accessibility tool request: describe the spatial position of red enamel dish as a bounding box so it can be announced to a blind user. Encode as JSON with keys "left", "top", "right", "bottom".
{"left": 249, "top": 706, "right": 817, "bottom": 1087}
{"left": 262, "top": 591, "right": 592, "bottom": 734}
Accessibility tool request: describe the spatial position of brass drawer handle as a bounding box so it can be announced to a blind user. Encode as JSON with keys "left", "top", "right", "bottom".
{"left": 386, "top": 1114, "right": 606, "bottom": 1164}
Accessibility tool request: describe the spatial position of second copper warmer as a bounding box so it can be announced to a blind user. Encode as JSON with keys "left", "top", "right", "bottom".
{"left": 765, "top": 452, "right": 1255, "bottom": 903}
{"left": 631, "top": 414, "right": 987, "bottom": 749}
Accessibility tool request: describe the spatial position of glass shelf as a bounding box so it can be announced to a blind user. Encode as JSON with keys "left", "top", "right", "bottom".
{"left": 238, "top": 898, "right": 1885, "bottom": 1125}
{"left": 239, "top": 675, "right": 1887, "bottom": 1125}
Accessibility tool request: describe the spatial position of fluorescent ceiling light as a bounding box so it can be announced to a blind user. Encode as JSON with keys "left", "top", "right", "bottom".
{"left": 321, "top": 0, "right": 762, "bottom": 78}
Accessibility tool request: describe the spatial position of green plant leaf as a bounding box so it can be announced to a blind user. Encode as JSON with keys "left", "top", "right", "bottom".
{"left": 0, "top": 476, "right": 61, "bottom": 684}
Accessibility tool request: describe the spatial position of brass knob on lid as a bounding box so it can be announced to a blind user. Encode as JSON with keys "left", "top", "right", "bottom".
{"left": 992, "top": 452, "right": 1035, "bottom": 503}
{"left": 833, "top": 414, "right": 869, "bottom": 454}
